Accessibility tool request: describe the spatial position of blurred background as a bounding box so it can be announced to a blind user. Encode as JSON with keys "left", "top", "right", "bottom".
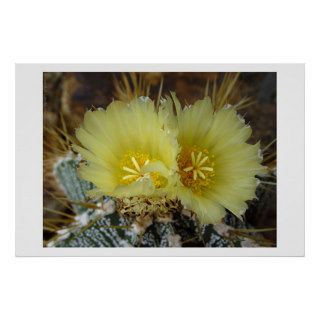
{"left": 43, "top": 72, "right": 276, "bottom": 245}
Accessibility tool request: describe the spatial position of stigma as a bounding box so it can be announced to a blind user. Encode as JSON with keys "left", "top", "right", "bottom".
{"left": 122, "top": 156, "right": 149, "bottom": 181}
{"left": 183, "top": 151, "right": 214, "bottom": 181}
{"left": 120, "top": 152, "right": 166, "bottom": 188}
{"left": 177, "top": 147, "right": 215, "bottom": 193}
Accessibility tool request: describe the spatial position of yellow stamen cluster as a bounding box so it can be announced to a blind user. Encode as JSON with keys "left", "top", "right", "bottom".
{"left": 177, "top": 147, "right": 215, "bottom": 194}
{"left": 120, "top": 151, "right": 166, "bottom": 188}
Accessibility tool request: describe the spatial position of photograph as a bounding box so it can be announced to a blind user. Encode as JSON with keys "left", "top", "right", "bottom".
{"left": 43, "top": 72, "right": 277, "bottom": 248}
{"left": 6, "top": 2, "right": 315, "bottom": 319}
{"left": 6, "top": 0, "right": 316, "bottom": 318}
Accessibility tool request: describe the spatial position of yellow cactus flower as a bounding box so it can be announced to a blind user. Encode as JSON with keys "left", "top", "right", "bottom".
{"left": 73, "top": 97, "right": 179, "bottom": 199}
{"left": 160, "top": 93, "right": 266, "bottom": 224}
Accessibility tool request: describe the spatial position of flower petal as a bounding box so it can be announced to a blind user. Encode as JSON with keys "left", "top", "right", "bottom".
{"left": 203, "top": 107, "right": 252, "bottom": 152}
{"left": 140, "top": 160, "right": 170, "bottom": 177}
{"left": 177, "top": 187, "right": 226, "bottom": 224}
{"left": 113, "top": 177, "right": 155, "bottom": 197}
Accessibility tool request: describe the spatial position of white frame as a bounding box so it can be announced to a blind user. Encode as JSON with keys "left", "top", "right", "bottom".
{"left": 15, "top": 64, "right": 305, "bottom": 256}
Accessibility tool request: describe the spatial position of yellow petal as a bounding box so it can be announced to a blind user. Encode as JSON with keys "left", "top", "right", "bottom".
{"left": 140, "top": 160, "right": 170, "bottom": 177}
{"left": 113, "top": 177, "right": 155, "bottom": 197}
{"left": 177, "top": 187, "right": 226, "bottom": 224}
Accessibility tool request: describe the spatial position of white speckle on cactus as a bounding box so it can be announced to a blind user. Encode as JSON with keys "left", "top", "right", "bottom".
{"left": 132, "top": 216, "right": 153, "bottom": 235}
{"left": 132, "top": 223, "right": 145, "bottom": 235}
{"left": 75, "top": 212, "right": 90, "bottom": 226}
{"left": 102, "top": 199, "right": 116, "bottom": 214}
{"left": 213, "top": 223, "right": 233, "bottom": 237}
{"left": 241, "top": 238, "right": 260, "bottom": 247}
{"left": 118, "top": 239, "right": 133, "bottom": 247}
{"left": 168, "top": 234, "right": 181, "bottom": 247}
{"left": 94, "top": 209, "right": 105, "bottom": 216}
{"left": 53, "top": 151, "right": 75, "bottom": 173}
{"left": 75, "top": 152, "right": 83, "bottom": 161}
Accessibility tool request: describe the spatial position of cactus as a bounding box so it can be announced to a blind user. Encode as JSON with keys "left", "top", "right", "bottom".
{"left": 54, "top": 157, "right": 94, "bottom": 214}
{"left": 54, "top": 213, "right": 137, "bottom": 247}
{"left": 48, "top": 155, "right": 266, "bottom": 248}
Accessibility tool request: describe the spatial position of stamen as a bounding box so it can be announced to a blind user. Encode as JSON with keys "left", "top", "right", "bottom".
{"left": 193, "top": 170, "right": 198, "bottom": 180}
{"left": 131, "top": 157, "right": 141, "bottom": 172}
{"left": 198, "top": 156, "right": 208, "bottom": 167}
{"left": 199, "top": 166, "right": 214, "bottom": 172}
{"left": 191, "top": 151, "right": 196, "bottom": 165}
{"left": 196, "top": 151, "right": 202, "bottom": 165}
{"left": 123, "top": 166, "right": 139, "bottom": 174}
{"left": 121, "top": 151, "right": 166, "bottom": 189}
{"left": 183, "top": 166, "right": 194, "bottom": 172}
{"left": 122, "top": 174, "right": 138, "bottom": 180}
{"left": 197, "top": 170, "right": 206, "bottom": 179}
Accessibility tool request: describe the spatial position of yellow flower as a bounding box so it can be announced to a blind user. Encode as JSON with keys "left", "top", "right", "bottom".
{"left": 161, "top": 93, "right": 266, "bottom": 224}
{"left": 73, "top": 97, "right": 179, "bottom": 199}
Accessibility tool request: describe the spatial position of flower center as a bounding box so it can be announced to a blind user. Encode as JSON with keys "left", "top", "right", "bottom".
{"left": 120, "top": 151, "right": 166, "bottom": 188}
{"left": 177, "top": 146, "right": 215, "bottom": 194}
